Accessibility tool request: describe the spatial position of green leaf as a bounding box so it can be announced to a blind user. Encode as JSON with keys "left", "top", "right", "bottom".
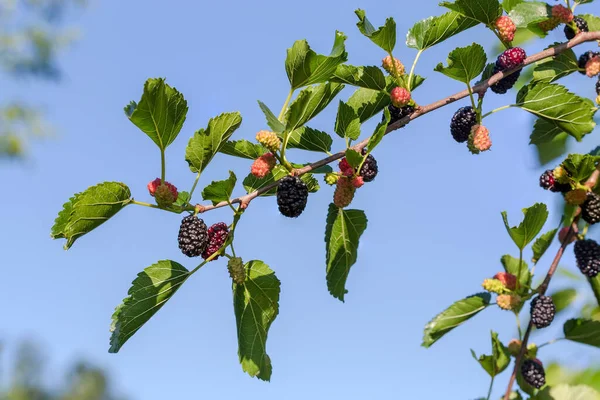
{"left": 406, "top": 11, "right": 478, "bottom": 50}
{"left": 501, "top": 203, "right": 549, "bottom": 250}
{"left": 367, "top": 111, "right": 389, "bottom": 152}
{"left": 185, "top": 112, "right": 243, "bottom": 173}
{"left": 285, "top": 82, "right": 344, "bottom": 133}
{"left": 286, "top": 127, "right": 332, "bottom": 153}
{"left": 471, "top": 331, "right": 511, "bottom": 377}
{"left": 242, "top": 166, "right": 288, "bottom": 197}
{"left": 564, "top": 318, "right": 600, "bottom": 348}
{"left": 533, "top": 384, "right": 600, "bottom": 400}
{"left": 300, "top": 173, "right": 320, "bottom": 193}
{"left": 534, "top": 132, "right": 569, "bottom": 166}
{"left": 434, "top": 43, "right": 487, "bottom": 84}
{"left": 533, "top": 45, "right": 579, "bottom": 83}
{"left": 173, "top": 191, "right": 190, "bottom": 208}
{"left": 441, "top": 0, "right": 503, "bottom": 25}
{"left": 422, "top": 293, "right": 491, "bottom": 348}
{"left": 354, "top": 9, "right": 396, "bottom": 53}
{"left": 503, "top": 0, "right": 524, "bottom": 12}
{"left": 551, "top": 288, "right": 577, "bottom": 314}
{"left": 530, "top": 118, "right": 566, "bottom": 145}
{"left": 345, "top": 149, "right": 362, "bottom": 168}
{"left": 334, "top": 101, "right": 361, "bottom": 140}
{"left": 563, "top": 154, "right": 600, "bottom": 182}
{"left": 509, "top": 2, "right": 551, "bottom": 28}
{"left": 580, "top": 14, "right": 600, "bottom": 32}
{"left": 50, "top": 192, "right": 82, "bottom": 239}
{"left": 233, "top": 260, "right": 280, "bottom": 381}
{"left": 285, "top": 31, "right": 348, "bottom": 90}
{"left": 396, "top": 74, "right": 426, "bottom": 91}
{"left": 324, "top": 204, "right": 368, "bottom": 301}
{"left": 257, "top": 101, "right": 285, "bottom": 134}
{"left": 516, "top": 82, "right": 597, "bottom": 142}
{"left": 347, "top": 88, "right": 390, "bottom": 123}
{"left": 125, "top": 78, "right": 188, "bottom": 151}
{"left": 219, "top": 140, "right": 268, "bottom": 160}
{"left": 109, "top": 260, "right": 189, "bottom": 353}
{"left": 331, "top": 64, "right": 386, "bottom": 91}
{"left": 201, "top": 171, "right": 237, "bottom": 205}
{"left": 532, "top": 228, "right": 558, "bottom": 264}
{"left": 501, "top": 255, "right": 531, "bottom": 290}
{"left": 52, "top": 182, "right": 131, "bottom": 250}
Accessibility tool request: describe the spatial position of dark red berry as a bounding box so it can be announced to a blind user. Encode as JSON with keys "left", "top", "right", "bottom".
{"left": 530, "top": 295, "right": 555, "bottom": 329}
{"left": 497, "top": 47, "right": 527, "bottom": 70}
{"left": 539, "top": 170, "right": 555, "bottom": 190}
{"left": 202, "top": 222, "right": 229, "bottom": 261}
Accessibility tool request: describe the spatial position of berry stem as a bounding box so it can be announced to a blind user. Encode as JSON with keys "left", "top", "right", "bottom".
{"left": 515, "top": 311, "right": 523, "bottom": 340}
{"left": 160, "top": 149, "right": 166, "bottom": 183}
{"left": 589, "top": 276, "right": 600, "bottom": 306}
{"left": 481, "top": 104, "right": 514, "bottom": 119}
{"left": 466, "top": 84, "right": 477, "bottom": 112}
{"left": 537, "top": 337, "right": 564, "bottom": 349}
{"left": 131, "top": 199, "right": 161, "bottom": 209}
{"left": 407, "top": 49, "right": 423, "bottom": 91}
{"left": 187, "top": 172, "right": 201, "bottom": 203}
{"left": 278, "top": 89, "right": 294, "bottom": 121}
{"left": 485, "top": 375, "right": 495, "bottom": 400}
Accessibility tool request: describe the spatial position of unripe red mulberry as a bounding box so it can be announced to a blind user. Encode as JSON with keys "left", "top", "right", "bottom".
{"left": 148, "top": 178, "right": 177, "bottom": 199}
{"left": 390, "top": 87, "right": 411, "bottom": 107}
{"left": 468, "top": 125, "right": 492, "bottom": 154}
{"left": 333, "top": 177, "right": 355, "bottom": 208}
{"left": 494, "top": 272, "right": 517, "bottom": 291}
{"left": 256, "top": 130, "right": 281, "bottom": 151}
{"left": 495, "top": 16, "right": 516, "bottom": 42}
{"left": 154, "top": 183, "right": 178, "bottom": 207}
{"left": 551, "top": 5, "right": 573, "bottom": 24}
{"left": 339, "top": 158, "right": 354, "bottom": 177}
{"left": 352, "top": 176, "right": 364, "bottom": 189}
{"left": 382, "top": 55, "right": 405, "bottom": 77}
{"left": 250, "top": 153, "right": 276, "bottom": 178}
{"left": 538, "top": 17, "right": 560, "bottom": 33}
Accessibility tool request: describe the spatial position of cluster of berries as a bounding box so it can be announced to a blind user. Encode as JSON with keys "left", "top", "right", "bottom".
{"left": 147, "top": 179, "right": 230, "bottom": 263}
{"left": 491, "top": 47, "right": 527, "bottom": 94}
{"left": 381, "top": 56, "right": 416, "bottom": 125}
{"left": 449, "top": 107, "right": 492, "bottom": 154}
{"left": 325, "top": 149, "right": 378, "bottom": 208}
{"left": 248, "top": 129, "right": 311, "bottom": 218}
{"left": 537, "top": 4, "right": 588, "bottom": 40}
{"left": 482, "top": 269, "right": 555, "bottom": 389}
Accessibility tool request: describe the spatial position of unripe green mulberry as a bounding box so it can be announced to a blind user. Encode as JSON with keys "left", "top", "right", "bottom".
{"left": 228, "top": 257, "right": 246, "bottom": 285}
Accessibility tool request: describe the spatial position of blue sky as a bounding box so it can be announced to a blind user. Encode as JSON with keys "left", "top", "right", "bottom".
{"left": 1, "top": 1, "right": 599, "bottom": 399}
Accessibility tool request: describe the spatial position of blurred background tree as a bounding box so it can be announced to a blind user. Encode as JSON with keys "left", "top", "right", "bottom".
{"left": 0, "top": 0, "right": 85, "bottom": 157}
{"left": 0, "top": 341, "right": 127, "bottom": 400}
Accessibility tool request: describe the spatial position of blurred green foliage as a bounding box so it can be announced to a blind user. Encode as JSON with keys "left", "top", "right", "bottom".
{"left": 0, "top": 341, "right": 126, "bottom": 400}
{"left": 0, "top": 0, "right": 85, "bottom": 158}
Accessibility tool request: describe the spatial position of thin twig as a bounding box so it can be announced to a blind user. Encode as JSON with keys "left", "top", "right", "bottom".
{"left": 192, "top": 31, "right": 600, "bottom": 214}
